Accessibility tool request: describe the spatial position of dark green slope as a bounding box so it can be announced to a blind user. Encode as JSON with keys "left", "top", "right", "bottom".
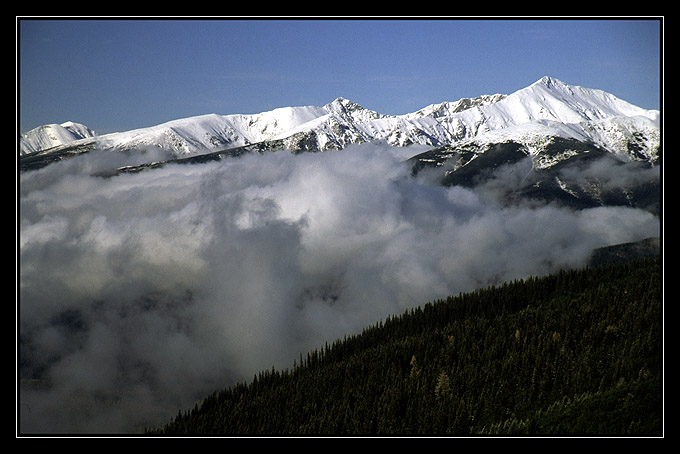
{"left": 147, "top": 258, "right": 662, "bottom": 436}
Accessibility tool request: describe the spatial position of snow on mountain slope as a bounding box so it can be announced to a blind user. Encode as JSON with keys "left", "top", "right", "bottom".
{"left": 19, "top": 121, "right": 97, "bottom": 156}
{"left": 19, "top": 77, "right": 660, "bottom": 164}
{"left": 407, "top": 94, "right": 508, "bottom": 119}
{"left": 396, "top": 76, "right": 659, "bottom": 156}
{"left": 492, "top": 76, "right": 656, "bottom": 125}
{"left": 91, "top": 105, "right": 340, "bottom": 155}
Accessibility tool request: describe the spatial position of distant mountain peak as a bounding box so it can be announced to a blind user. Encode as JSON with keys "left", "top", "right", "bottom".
{"left": 325, "top": 97, "right": 377, "bottom": 115}
{"left": 537, "top": 75, "right": 561, "bottom": 86}
{"left": 19, "top": 121, "right": 97, "bottom": 156}
{"left": 330, "top": 96, "right": 351, "bottom": 105}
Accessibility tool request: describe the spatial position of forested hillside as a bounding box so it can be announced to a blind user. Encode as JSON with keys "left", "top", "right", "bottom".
{"left": 147, "top": 258, "right": 662, "bottom": 436}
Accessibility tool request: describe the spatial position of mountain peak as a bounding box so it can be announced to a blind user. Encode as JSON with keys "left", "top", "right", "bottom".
{"left": 20, "top": 121, "right": 97, "bottom": 156}
{"left": 538, "top": 75, "right": 557, "bottom": 84}
{"left": 527, "top": 76, "right": 577, "bottom": 95}
{"left": 536, "top": 76, "right": 565, "bottom": 88}
{"left": 327, "top": 97, "right": 364, "bottom": 111}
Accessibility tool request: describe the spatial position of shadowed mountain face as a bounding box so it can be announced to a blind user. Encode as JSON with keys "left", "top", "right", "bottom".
{"left": 409, "top": 137, "right": 660, "bottom": 214}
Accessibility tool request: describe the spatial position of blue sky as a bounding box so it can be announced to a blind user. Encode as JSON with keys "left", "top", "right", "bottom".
{"left": 18, "top": 18, "right": 662, "bottom": 135}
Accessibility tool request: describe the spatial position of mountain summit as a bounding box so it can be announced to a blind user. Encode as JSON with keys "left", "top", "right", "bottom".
{"left": 19, "top": 121, "right": 96, "bottom": 155}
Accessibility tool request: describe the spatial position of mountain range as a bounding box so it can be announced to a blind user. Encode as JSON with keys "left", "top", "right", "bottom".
{"left": 19, "top": 76, "right": 660, "bottom": 211}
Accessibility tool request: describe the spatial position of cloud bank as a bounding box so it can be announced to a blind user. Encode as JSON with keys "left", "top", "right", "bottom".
{"left": 18, "top": 144, "right": 660, "bottom": 433}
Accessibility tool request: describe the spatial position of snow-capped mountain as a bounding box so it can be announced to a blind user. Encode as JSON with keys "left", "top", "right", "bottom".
{"left": 19, "top": 77, "right": 660, "bottom": 173}
{"left": 19, "top": 121, "right": 97, "bottom": 156}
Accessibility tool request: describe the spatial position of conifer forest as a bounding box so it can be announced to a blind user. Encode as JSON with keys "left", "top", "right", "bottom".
{"left": 147, "top": 257, "right": 662, "bottom": 436}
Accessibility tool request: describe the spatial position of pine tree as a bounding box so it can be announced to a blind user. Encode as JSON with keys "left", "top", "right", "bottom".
{"left": 435, "top": 371, "right": 451, "bottom": 401}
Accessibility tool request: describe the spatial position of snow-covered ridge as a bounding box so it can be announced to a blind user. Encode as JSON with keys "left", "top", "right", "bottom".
{"left": 19, "top": 76, "right": 660, "bottom": 161}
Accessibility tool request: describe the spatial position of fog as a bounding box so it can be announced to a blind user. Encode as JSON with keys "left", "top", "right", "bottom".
{"left": 18, "top": 143, "right": 660, "bottom": 434}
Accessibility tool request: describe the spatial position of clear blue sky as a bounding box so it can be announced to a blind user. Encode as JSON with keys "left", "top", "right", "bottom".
{"left": 18, "top": 18, "right": 662, "bottom": 135}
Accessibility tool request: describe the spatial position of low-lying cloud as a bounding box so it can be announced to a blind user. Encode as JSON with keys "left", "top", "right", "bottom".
{"left": 18, "top": 143, "right": 660, "bottom": 433}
